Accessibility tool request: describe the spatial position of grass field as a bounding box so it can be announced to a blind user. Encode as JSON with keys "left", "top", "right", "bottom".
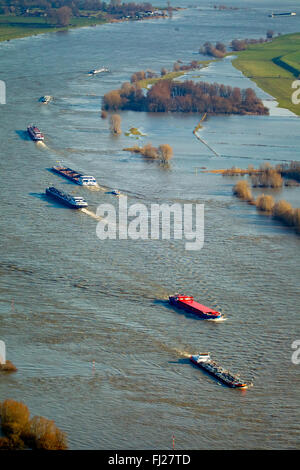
{"left": 231, "top": 33, "right": 300, "bottom": 115}
{"left": 0, "top": 15, "right": 106, "bottom": 42}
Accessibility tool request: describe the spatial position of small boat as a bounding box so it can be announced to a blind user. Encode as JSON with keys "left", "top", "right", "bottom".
{"left": 27, "top": 125, "right": 44, "bottom": 141}
{"left": 190, "top": 353, "right": 249, "bottom": 389}
{"left": 269, "top": 11, "right": 296, "bottom": 17}
{"left": 111, "top": 189, "right": 121, "bottom": 196}
{"left": 88, "top": 67, "right": 109, "bottom": 75}
{"left": 39, "top": 95, "right": 52, "bottom": 104}
{"left": 169, "top": 294, "right": 223, "bottom": 320}
{"left": 51, "top": 166, "right": 98, "bottom": 186}
{"left": 45, "top": 187, "right": 88, "bottom": 208}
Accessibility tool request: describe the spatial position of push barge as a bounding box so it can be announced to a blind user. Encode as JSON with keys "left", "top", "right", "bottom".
{"left": 46, "top": 187, "right": 88, "bottom": 208}
{"left": 269, "top": 12, "right": 296, "bottom": 17}
{"left": 27, "top": 125, "right": 44, "bottom": 141}
{"left": 51, "top": 166, "right": 98, "bottom": 186}
{"left": 190, "top": 353, "right": 249, "bottom": 389}
{"left": 169, "top": 294, "right": 223, "bottom": 320}
{"left": 89, "top": 67, "right": 109, "bottom": 75}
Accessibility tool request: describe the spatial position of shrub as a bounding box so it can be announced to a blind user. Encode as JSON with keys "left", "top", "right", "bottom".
{"left": 273, "top": 200, "right": 295, "bottom": 226}
{"left": 158, "top": 144, "right": 173, "bottom": 162}
{"left": 255, "top": 194, "right": 275, "bottom": 212}
{"left": 141, "top": 143, "right": 158, "bottom": 159}
{"left": 0, "top": 399, "right": 30, "bottom": 438}
{"left": 233, "top": 180, "right": 253, "bottom": 201}
{"left": 294, "top": 209, "right": 300, "bottom": 233}
{"left": 23, "top": 416, "right": 67, "bottom": 450}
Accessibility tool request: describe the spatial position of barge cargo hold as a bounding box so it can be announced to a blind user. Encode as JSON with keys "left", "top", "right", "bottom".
{"left": 45, "top": 187, "right": 88, "bottom": 208}
{"left": 51, "top": 166, "right": 98, "bottom": 186}
{"left": 27, "top": 125, "right": 44, "bottom": 141}
{"left": 190, "top": 353, "right": 249, "bottom": 389}
{"left": 169, "top": 294, "right": 223, "bottom": 320}
{"left": 269, "top": 12, "right": 296, "bottom": 17}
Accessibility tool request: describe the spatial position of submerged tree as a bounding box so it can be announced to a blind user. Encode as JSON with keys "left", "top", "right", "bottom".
{"left": 158, "top": 144, "right": 173, "bottom": 162}
{"left": 110, "top": 114, "right": 122, "bottom": 135}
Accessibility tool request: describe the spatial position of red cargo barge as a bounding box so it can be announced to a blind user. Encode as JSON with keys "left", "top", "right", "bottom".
{"left": 169, "top": 294, "right": 223, "bottom": 320}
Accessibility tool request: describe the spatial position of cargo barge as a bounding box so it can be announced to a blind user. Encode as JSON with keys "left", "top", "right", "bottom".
{"left": 269, "top": 12, "right": 296, "bottom": 17}
{"left": 46, "top": 187, "right": 88, "bottom": 208}
{"left": 51, "top": 166, "right": 98, "bottom": 186}
{"left": 190, "top": 353, "right": 249, "bottom": 389}
{"left": 169, "top": 294, "right": 223, "bottom": 320}
{"left": 89, "top": 67, "right": 109, "bottom": 75}
{"left": 27, "top": 125, "right": 44, "bottom": 141}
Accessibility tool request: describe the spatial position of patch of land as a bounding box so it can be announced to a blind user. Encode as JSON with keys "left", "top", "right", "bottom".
{"left": 0, "top": 15, "right": 106, "bottom": 42}
{"left": 230, "top": 32, "right": 300, "bottom": 115}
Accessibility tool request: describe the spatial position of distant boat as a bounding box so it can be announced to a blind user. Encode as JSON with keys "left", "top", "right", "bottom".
{"left": 88, "top": 67, "right": 109, "bottom": 75}
{"left": 51, "top": 166, "right": 98, "bottom": 186}
{"left": 169, "top": 294, "right": 224, "bottom": 320}
{"left": 111, "top": 189, "right": 121, "bottom": 196}
{"left": 190, "top": 353, "right": 249, "bottom": 389}
{"left": 27, "top": 125, "right": 44, "bottom": 141}
{"left": 45, "top": 187, "right": 88, "bottom": 209}
{"left": 269, "top": 12, "right": 296, "bottom": 17}
{"left": 39, "top": 95, "right": 52, "bottom": 104}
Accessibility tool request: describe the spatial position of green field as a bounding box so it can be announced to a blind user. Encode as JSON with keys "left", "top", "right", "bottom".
{"left": 0, "top": 15, "right": 106, "bottom": 42}
{"left": 231, "top": 33, "right": 300, "bottom": 115}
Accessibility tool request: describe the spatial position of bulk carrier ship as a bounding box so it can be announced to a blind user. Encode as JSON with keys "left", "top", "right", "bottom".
{"left": 46, "top": 187, "right": 88, "bottom": 208}
{"left": 51, "top": 166, "right": 98, "bottom": 186}
{"left": 190, "top": 353, "right": 249, "bottom": 389}
{"left": 27, "top": 125, "right": 44, "bottom": 141}
{"left": 169, "top": 294, "right": 223, "bottom": 320}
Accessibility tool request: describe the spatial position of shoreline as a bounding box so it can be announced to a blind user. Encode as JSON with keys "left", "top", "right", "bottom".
{"left": 227, "top": 33, "right": 300, "bottom": 116}
{"left": 0, "top": 9, "right": 181, "bottom": 44}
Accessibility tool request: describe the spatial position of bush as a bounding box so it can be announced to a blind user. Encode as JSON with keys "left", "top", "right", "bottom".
{"left": 0, "top": 399, "right": 30, "bottom": 438}
{"left": 158, "top": 144, "right": 173, "bottom": 162}
{"left": 0, "top": 399, "right": 68, "bottom": 450}
{"left": 140, "top": 143, "right": 158, "bottom": 159}
{"left": 273, "top": 200, "right": 295, "bottom": 226}
{"left": 255, "top": 194, "right": 275, "bottom": 212}
{"left": 294, "top": 209, "right": 300, "bottom": 233}
{"left": 233, "top": 180, "right": 253, "bottom": 201}
{"left": 23, "top": 416, "right": 67, "bottom": 450}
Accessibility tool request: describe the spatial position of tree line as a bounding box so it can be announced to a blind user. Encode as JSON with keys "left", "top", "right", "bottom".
{"left": 232, "top": 176, "right": 300, "bottom": 234}
{"left": 0, "top": 0, "right": 155, "bottom": 22}
{"left": 199, "top": 32, "right": 276, "bottom": 58}
{"left": 0, "top": 399, "right": 67, "bottom": 450}
{"left": 103, "top": 78, "right": 269, "bottom": 115}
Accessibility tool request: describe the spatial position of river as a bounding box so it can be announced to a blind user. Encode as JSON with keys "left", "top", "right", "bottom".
{"left": 0, "top": 0, "right": 299, "bottom": 449}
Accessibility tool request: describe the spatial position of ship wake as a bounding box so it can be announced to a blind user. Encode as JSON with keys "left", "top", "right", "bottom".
{"left": 80, "top": 208, "right": 103, "bottom": 221}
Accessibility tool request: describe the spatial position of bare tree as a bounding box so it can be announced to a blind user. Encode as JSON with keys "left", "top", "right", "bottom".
{"left": 158, "top": 144, "right": 173, "bottom": 162}
{"left": 55, "top": 6, "right": 72, "bottom": 26}
{"left": 110, "top": 114, "right": 122, "bottom": 135}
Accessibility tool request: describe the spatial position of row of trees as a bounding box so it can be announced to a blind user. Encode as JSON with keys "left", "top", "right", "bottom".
{"left": 199, "top": 41, "right": 226, "bottom": 58}
{"left": 0, "top": 0, "right": 156, "bottom": 21}
{"left": 222, "top": 162, "right": 300, "bottom": 186}
{"left": 199, "top": 32, "right": 277, "bottom": 57}
{"left": 233, "top": 180, "right": 300, "bottom": 234}
{"left": 0, "top": 399, "right": 67, "bottom": 450}
{"left": 103, "top": 78, "right": 269, "bottom": 115}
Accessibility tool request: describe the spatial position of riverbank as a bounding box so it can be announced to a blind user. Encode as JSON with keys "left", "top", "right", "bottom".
{"left": 0, "top": 15, "right": 107, "bottom": 42}
{"left": 230, "top": 32, "right": 300, "bottom": 116}
{"left": 0, "top": 9, "right": 171, "bottom": 43}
